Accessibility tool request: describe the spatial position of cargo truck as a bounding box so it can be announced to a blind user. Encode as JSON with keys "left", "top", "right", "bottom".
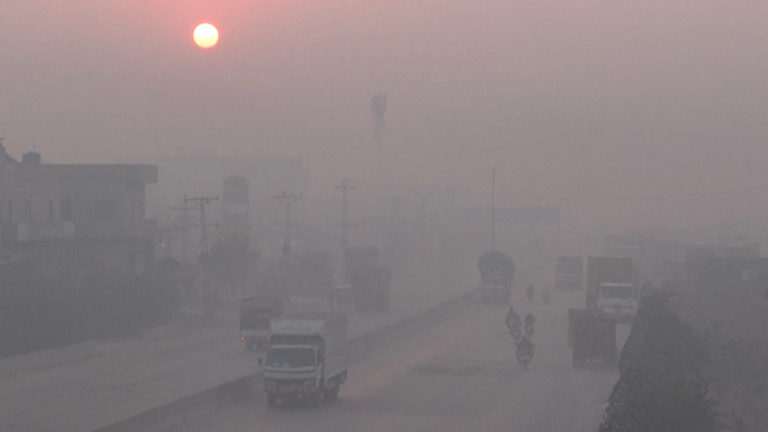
{"left": 262, "top": 312, "right": 348, "bottom": 406}
{"left": 239, "top": 296, "right": 283, "bottom": 351}
{"left": 555, "top": 256, "right": 584, "bottom": 290}
{"left": 569, "top": 308, "right": 617, "bottom": 368}
{"left": 586, "top": 256, "right": 636, "bottom": 319}
{"left": 477, "top": 250, "right": 516, "bottom": 303}
{"left": 345, "top": 246, "right": 391, "bottom": 311}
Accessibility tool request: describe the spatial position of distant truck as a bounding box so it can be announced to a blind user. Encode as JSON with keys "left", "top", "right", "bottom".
{"left": 555, "top": 256, "right": 584, "bottom": 290}
{"left": 263, "top": 312, "right": 348, "bottom": 406}
{"left": 345, "top": 247, "right": 391, "bottom": 311}
{"left": 477, "top": 250, "right": 516, "bottom": 303}
{"left": 239, "top": 296, "right": 283, "bottom": 351}
{"left": 569, "top": 308, "right": 617, "bottom": 368}
{"left": 586, "top": 256, "right": 636, "bottom": 319}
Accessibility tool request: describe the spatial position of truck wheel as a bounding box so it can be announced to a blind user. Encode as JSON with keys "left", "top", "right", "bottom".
{"left": 325, "top": 386, "right": 339, "bottom": 401}
{"left": 267, "top": 394, "right": 278, "bottom": 407}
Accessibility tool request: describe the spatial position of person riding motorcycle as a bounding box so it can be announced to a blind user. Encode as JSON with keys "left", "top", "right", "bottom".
{"left": 526, "top": 283, "right": 535, "bottom": 303}
{"left": 524, "top": 312, "right": 536, "bottom": 338}
{"left": 542, "top": 284, "right": 551, "bottom": 304}
{"left": 516, "top": 335, "right": 535, "bottom": 367}
{"left": 505, "top": 306, "right": 522, "bottom": 340}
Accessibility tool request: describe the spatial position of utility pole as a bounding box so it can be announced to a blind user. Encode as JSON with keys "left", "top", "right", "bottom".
{"left": 370, "top": 95, "right": 387, "bottom": 173}
{"left": 491, "top": 168, "right": 497, "bottom": 251}
{"left": 170, "top": 202, "right": 196, "bottom": 264}
{"left": 274, "top": 192, "right": 301, "bottom": 256}
{"left": 183, "top": 195, "right": 219, "bottom": 257}
{"left": 335, "top": 178, "right": 355, "bottom": 250}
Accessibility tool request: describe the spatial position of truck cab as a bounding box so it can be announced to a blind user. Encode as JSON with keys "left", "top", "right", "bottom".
{"left": 263, "top": 313, "right": 347, "bottom": 407}
{"left": 597, "top": 282, "right": 636, "bottom": 319}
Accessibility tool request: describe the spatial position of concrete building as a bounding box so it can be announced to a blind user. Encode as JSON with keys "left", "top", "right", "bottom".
{"left": 0, "top": 145, "right": 158, "bottom": 276}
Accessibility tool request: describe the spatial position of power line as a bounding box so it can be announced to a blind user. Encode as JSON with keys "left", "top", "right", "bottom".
{"left": 183, "top": 195, "right": 219, "bottom": 257}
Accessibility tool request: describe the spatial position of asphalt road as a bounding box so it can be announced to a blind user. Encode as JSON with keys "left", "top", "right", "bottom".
{"left": 0, "top": 263, "right": 473, "bottom": 432}
{"left": 185, "top": 289, "right": 619, "bottom": 432}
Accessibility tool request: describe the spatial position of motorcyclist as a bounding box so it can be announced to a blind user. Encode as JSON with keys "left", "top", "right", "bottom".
{"left": 505, "top": 306, "right": 522, "bottom": 339}
{"left": 516, "top": 335, "right": 535, "bottom": 366}
{"left": 524, "top": 312, "right": 536, "bottom": 338}
{"left": 542, "top": 284, "right": 550, "bottom": 304}
{"left": 526, "top": 283, "right": 535, "bottom": 303}
{"left": 524, "top": 312, "right": 536, "bottom": 327}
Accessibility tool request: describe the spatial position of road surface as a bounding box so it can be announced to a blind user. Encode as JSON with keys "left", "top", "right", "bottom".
{"left": 0, "top": 263, "right": 474, "bottom": 432}
{"left": 183, "top": 289, "right": 619, "bottom": 432}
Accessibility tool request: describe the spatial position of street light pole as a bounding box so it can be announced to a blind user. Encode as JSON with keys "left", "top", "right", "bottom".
{"left": 491, "top": 168, "right": 497, "bottom": 251}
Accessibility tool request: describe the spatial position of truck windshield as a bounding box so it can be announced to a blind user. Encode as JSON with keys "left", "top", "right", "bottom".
{"left": 266, "top": 347, "right": 316, "bottom": 368}
{"left": 601, "top": 285, "right": 633, "bottom": 299}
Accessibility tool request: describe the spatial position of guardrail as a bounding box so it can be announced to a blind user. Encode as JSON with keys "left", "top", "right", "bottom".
{"left": 93, "top": 289, "right": 476, "bottom": 432}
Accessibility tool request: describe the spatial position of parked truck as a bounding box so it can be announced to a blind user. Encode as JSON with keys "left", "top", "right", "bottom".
{"left": 263, "top": 312, "right": 348, "bottom": 406}
{"left": 239, "top": 296, "right": 283, "bottom": 351}
{"left": 477, "top": 250, "right": 515, "bottom": 303}
{"left": 555, "top": 256, "right": 584, "bottom": 290}
{"left": 586, "top": 256, "right": 636, "bottom": 319}
{"left": 569, "top": 307, "right": 617, "bottom": 368}
{"left": 345, "top": 247, "right": 391, "bottom": 311}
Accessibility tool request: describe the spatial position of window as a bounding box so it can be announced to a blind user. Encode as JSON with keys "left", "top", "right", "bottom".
{"left": 94, "top": 197, "right": 118, "bottom": 220}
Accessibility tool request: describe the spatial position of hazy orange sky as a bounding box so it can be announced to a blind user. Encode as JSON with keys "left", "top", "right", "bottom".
{"left": 2, "top": 0, "right": 768, "bottom": 217}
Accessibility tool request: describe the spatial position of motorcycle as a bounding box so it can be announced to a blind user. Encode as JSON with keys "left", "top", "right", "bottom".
{"left": 524, "top": 321, "right": 535, "bottom": 339}
{"left": 516, "top": 339, "right": 534, "bottom": 368}
{"left": 509, "top": 324, "right": 522, "bottom": 342}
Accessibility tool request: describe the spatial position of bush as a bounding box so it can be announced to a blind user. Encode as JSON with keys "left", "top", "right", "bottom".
{"left": 599, "top": 293, "right": 721, "bottom": 432}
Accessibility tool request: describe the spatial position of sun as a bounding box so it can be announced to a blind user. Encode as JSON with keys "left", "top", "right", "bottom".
{"left": 193, "top": 23, "right": 219, "bottom": 49}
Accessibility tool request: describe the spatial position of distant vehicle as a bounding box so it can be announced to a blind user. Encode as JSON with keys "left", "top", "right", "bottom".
{"left": 239, "top": 296, "right": 283, "bottom": 351}
{"left": 352, "top": 265, "right": 391, "bottom": 311}
{"left": 524, "top": 313, "right": 535, "bottom": 339}
{"left": 555, "top": 256, "right": 584, "bottom": 290}
{"left": 506, "top": 308, "right": 522, "bottom": 342}
{"left": 586, "top": 256, "right": 634, "bottom": 320}
{"left": 477, "top": 250, "right": 515, "bottom": 303}
{"left": 597, "top": 282, "right": 637, "bottom": 319}
{"left": 263, "top": 312, "right": 348, "bottom": 407}
{"left": 515, "top": 337, "right": 534, "bottom": 368}
{"left": 346, "top": 247, "right": 391, "bottom": 311}
{"left": 569, "top": 308, "right": 617, "bottom": 368}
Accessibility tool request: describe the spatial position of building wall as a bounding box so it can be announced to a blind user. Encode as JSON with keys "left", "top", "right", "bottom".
{"left": 0, "top": 145, "right": 157, "bottom": 275}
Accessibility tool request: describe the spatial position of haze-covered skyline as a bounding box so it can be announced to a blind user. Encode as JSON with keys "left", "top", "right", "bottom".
{"left": 2, "top": 0, "right": 768, "bottom": 234}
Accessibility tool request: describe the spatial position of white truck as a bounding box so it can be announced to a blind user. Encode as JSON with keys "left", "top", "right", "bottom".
{"left": 596, "top": 282, "right": 637, "bottom": 319}
{"left": 262, "top": 312, "right": 348, "bottom": 406}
